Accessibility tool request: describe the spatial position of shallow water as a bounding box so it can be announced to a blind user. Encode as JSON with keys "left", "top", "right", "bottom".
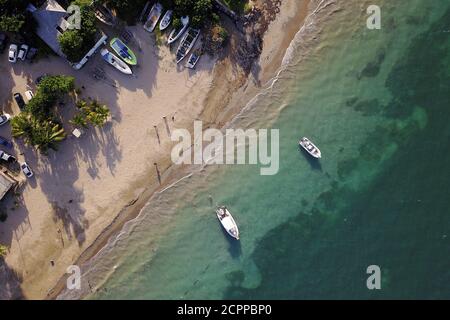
{"left": 59, "top": 0, "right": 450, "bottom": 299}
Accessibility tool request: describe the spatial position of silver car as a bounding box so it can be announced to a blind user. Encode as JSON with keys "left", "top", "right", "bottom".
{"left": 8, "top": 44, "right": 18, "bottom": 63}
{"left": 21, "top": 162, "right": 33, "bottom": 178}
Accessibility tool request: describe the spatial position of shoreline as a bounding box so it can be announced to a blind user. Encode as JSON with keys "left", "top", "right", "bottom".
{"left": 50, "top": 0, "right": 311, "bottom": 300}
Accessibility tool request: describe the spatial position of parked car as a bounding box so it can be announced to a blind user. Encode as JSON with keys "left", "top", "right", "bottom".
{"left": 24, "top": 90, "right": 34, "bottom": 102}
{"left": 0, "top": 136, "right": 13, "bottom": 149}
{"left": 17, "top": 44, "right": 29, "bottom": 61}
{"left": 36, "top": 73, "right": 50, "bottom": 85}
{"left": 0, "top": 150, "right": 16, "bottom": 163}
{"left": 0, "top": 114, "right": 11, "bottom": 126}
{"left": 8, "top": 44, "right": 18, "bottom": 63}
{"left": 21, "top": 162, "right": 33, "bottom": 178}
{"left": 26, "top": 47, "right": 38, "bottom": 61}
{"left": 13, "top": 93, "right": 26, "bottom": 110}
{"left": 0, "top": 33, "right": 7, "bottom": 53}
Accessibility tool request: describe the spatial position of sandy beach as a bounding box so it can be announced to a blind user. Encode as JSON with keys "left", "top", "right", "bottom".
{"left": 0, "top": 0, "right": 310, "bottom": 299}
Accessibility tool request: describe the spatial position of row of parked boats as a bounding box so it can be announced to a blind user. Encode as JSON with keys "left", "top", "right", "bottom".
{"left": 142, "top": 2, "right": 201, "bottom": 67}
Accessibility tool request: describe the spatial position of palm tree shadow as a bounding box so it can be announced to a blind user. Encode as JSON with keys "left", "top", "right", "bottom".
{"left": 298, "top": 146, "right": 322, "bottom": 171}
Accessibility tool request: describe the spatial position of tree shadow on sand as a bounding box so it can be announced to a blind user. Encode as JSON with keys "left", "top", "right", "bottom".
{"left": 0, "top": 259, "right": 25, "bottom": 299}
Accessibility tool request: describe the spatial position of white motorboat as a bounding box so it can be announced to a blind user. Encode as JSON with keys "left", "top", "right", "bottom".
{"left": 159, "top": 10, "right": 173, "bottom": 31}
{"left": 101, "top": 48, "right": 132, "bottom": 75}
{"left": 299, "top": 137, "right": 322, "bottom": 158}
{"left": 216, "top": 206, "right": 239, "bottom": 240}
{"left": 168, "top": 16, "right": 189, "bottom": 44}
{"left": 176, "top": 27, "right": 200, "bottom": 63}
{"left": 143, "top": 2, "right": 163, "bottom": 32}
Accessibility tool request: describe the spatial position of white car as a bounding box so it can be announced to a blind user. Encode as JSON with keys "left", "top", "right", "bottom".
{"left": 0, "top": 113, "right": 11, "bottom": 126}
{"left": 8, "top": 44, "right": 18, "bottom": 63}
{"left": 21, "top": 162, "right": 33, "bottom": 178}
{"left": 18, "top": 44, "right": 29, "bottom": 61}
{"left": 0, "top": 150, "right": 16, "bottom": 163}
{"left": 24, "top": 90, "right": 34, "bottom": 102}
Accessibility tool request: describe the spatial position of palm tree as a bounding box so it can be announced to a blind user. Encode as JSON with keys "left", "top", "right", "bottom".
{"left": 87, "top": 100, "right": 110, "bottom": 127}
{"left": 11, "top": 113, "right": 33, "bottom": 138}
{"left": 0, "top": 244, "right": 8, "bottom": 258}
{"left": 11, "top": 113, "right": 66, "bottom": 153}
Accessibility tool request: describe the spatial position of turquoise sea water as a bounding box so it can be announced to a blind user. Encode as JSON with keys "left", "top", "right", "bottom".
{"left": 60, "top": 0, "right": 450, "bottom": 299}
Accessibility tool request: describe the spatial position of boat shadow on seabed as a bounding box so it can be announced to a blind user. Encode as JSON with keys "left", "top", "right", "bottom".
{"left": 219, "top": 226, "right": 242, "bottom": 259}
{"left": 298, "top": 146, "right": 323, "bottom": 171}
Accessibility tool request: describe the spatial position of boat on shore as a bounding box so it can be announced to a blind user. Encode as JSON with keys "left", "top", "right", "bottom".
{"left": 299, "top": 137, "right": 322, "bottom": 158}
{"left": 94, "top": 4, "right": 115, "bottom": 26}
{"left": 168, "top": 16, "right": 189, "bottom": 44}
{"left": 110, "top": 38, "right": 137, "bottom": 65}
{"left": 101, "top": 48, "right": 132, "bottom": 75}
{"left": 216, "top": 206, "right": 239, "bottom": 240}
{"left": 186, "top": 49, "right": 201, "bottom": 69}
{"left": 176, "top": 28, "right": 200, "bottom": 64}
{"left": 159, "top": 10, "right": 173, "bottom": 31}
{"left": 143, "top": 2, "right": 163, "bottom": 32}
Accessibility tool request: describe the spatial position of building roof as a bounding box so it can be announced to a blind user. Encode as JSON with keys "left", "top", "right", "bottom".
{"left": 32, "top": 0, "right": 69, "bottom": 57}
{"left": 0, "top": 171, "right": 17, "bottom": 201}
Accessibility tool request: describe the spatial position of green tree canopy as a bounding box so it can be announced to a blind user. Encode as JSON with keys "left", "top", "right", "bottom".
{"left": 27, "top": 75, "right": 75, "bottom": 119}
{"left": 58, "top": 0, "right": 98, "bottom": 62}
{"left": 11, "top": 114, "right": 66, "bottom": 153}
{"left": 0, "top": 0, "right": 30, "bottom": 32}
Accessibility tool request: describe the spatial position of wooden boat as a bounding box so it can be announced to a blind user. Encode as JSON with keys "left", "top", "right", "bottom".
{"left": 216, "top": 206, "right": 239, "bottom": 240}
{"left": 186, "top": 49, "right": 201, "bottom": 69}
{"left": 176, "top": 28, "right": 200, "bottom": 64}
{"left": 94, "top": 5, "right": 115, "bottom": 26}
{"left": 143, "top": 2, "right": 163, "bottom": 32}
{"left": 159, "top": 10, "right": 173, "bottom": 31}
{"left": 168, "top": 16, "right": 189, "bottom": 44}
{"left": 110, "top": 38, "right": 137, "bottom": 65}
{"left": 101, "top": 48, "right": 132, "bottom": 75}
{"left": 299, "top": 137, "right": 322, "bottom": 158}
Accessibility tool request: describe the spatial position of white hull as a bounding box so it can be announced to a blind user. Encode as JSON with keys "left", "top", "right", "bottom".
{"left": 216, "top": 206, "right": 239, "bottom": 240}
{"left": 159, "top": 10, "right": 173, "bottom": 31}
{"left": 186, "top": 52, "right": 200, "bottom": 69}
{"left": 101, "top": 49, "right": 132, "bottom": 75}
{"left": 176, "top": 28, "right": 200, "bottom": 64}
{"left": 299, "top": 137, "right": 321, "bottom": 158}
{"left": 143, "top": 3, "right": 163, "bottom": 32}
{"left": 168, "top": 16, "right": 189, "bottom": 44}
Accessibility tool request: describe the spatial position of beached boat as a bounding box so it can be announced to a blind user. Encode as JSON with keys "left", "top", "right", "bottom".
{"left": 186, "top": 50, "right": 201, "bottom": 69}
{"left": 168, "top": 16, "right": 189, "bottom": 44}
{"left": 159, "top": 10, "right": 173, "bottom": 31}
{"left": 110, "top": 38, "right": 137, "bottom": 65}
{"left": 101, "top": 48, "right": 132, "bottom": 75}
{"left": 94, "top": 4, "right": 115, "bottom": 26}
{"left": 143, "top": 2, "right": 163, "bottom": 32}
{"left": 176, "top": 28, "right": 200, "bottom": 64}
{"left": 216, "top": 206, "right": 239, "bottom": 240}
{"left": 299, "top": 137, "right": 322, "bottom": 158}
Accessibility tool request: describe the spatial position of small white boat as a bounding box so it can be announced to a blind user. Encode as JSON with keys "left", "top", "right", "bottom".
{"left": 101, "top": 48, "right": 132, "bottom": 75}
{"left": 299, "top": 137, "right": 322, "bottom": 158}
{"left": 168, "top": 16, "right": 189, "bottom": 44}
{"left": 143, "top": 2, "right": 163, "bottom": 32}
{"left": 216, "top": 206, "right": 239, "bottom": 240}
{"left": 176, "top": 28, "right": 200, "bottom": 64}
{"left": 186, "top": 50, "right": 201, "bottom": 69}
{"left": 159, "top": 10, "right": 173, "bottom": 31}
